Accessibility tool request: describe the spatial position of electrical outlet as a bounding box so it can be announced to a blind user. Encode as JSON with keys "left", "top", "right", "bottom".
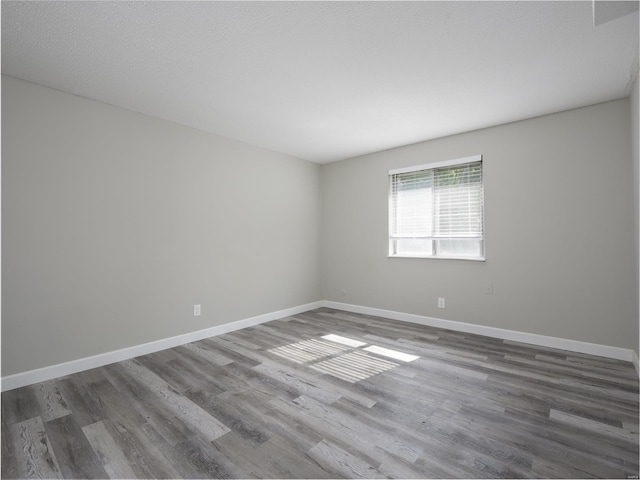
{"left": 193, "top": 304, "right": 201, "bottom": 317}
{"left": 340, "top": 289, "right": 347, "bottom": 297}
{"left": 438, "top": 297, "right": 445, "bottom": 308}
{"left": 486, "top": 284, "right": 494, "bottom": 295}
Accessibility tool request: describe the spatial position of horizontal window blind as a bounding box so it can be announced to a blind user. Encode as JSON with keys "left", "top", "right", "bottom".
{"left": 390, "top": 170, "right": 433, "bottom": 238}
{"left": 433, "top": 162, "right": 483, "bottom": 238}
{"left": 389, "top": 156, "right": 484, "bottom": 259}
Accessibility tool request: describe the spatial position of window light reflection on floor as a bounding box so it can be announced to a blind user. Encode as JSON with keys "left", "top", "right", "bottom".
{"left": 269, "top": 339, "right": 349, "bottom": 363}
{"left": 267, "top": 332, "right": 419, "bottom": 383}
{"left": 321, "top": 334, "right": 366, "bottom": 347}
{"left": 363, "top": 345, "right": 419, "bottom": 362}
{"left": 310, "top": 351, "right": 399, "bottom": 383}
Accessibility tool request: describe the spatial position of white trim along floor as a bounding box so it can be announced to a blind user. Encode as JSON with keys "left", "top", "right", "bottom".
{"left": 2, "top": 300, "right": 638, "bottom": 392}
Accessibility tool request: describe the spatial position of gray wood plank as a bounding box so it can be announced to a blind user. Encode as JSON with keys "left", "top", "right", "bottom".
{"left": 34, "top": 381, "right": 72, "bottom": 422}
{"left": 82, "top": 414, "right": 182, "bottom": 479}
{"left": 293, "top": 394, "right": 423, "bottom": 463}
{"left": 100, "top": 363, "right": 195, "bottom": 446}
{"left": 307, "top": 438, "right": 385, "bottom": 478}
{"left": 1, "top": 386, "right": 41, "bottom": 425}
{"left": 8, "top": 416, "right": 62, "bottom": 479}
{"left": 81, "top": 420, "right": 138, "bottom": 479}
{"left": 117, "top": 359, "right": 231, "bottom": 442}
{"left": 170, "top": 433, "right": 251, "bottom": 479}
{"left": 212, "top": 430, "right": 333, "bottom": 479}
{"left": 1, "top": 422, "right": 19, "bottom": 479}
{"left": 56, "top": 376, "right": 106, "bottom": 427}
{"left": 43, "top": 414, "right": 109, "bottom": 479}
{"left": 549, "top": 408, "right": 640, "bottom": 442}
{"left": 185, "top": 390, "right": 270, "bottom": 446}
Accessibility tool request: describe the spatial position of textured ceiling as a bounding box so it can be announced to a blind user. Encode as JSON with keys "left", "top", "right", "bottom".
{"left": 2, "top": 1, "right": 639, "bottom": 163}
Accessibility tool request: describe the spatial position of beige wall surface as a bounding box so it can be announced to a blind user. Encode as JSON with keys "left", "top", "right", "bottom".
{"left": 2, "top": 75, "right": 321, "bottom": 376}
{"left": 321, "top": 99, "right": 637, "bottom": 351}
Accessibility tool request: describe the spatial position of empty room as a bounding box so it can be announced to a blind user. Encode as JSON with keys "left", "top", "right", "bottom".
{"left": 2, "top": 1, "right": 639, "bottom": 478}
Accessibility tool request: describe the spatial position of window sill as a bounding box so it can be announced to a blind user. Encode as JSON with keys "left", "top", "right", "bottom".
{"left": 388, "top": 254, "right": 486, "bottom": 262}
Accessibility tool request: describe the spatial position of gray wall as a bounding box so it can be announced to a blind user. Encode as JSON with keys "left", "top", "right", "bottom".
{"left": 3, "top": 75, "right": 637, "bottom": 379}
{"left": 632, "top": 73, "right": 639, "bottom": 357}
{"left": 2, "top": 75, "right": 321, "bottom": 376}
{"left": 321, "top": 99, "right": 637, "bottom": 351}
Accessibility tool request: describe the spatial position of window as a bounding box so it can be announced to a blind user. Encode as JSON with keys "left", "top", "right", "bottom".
{"left": 389, "top": 155, "right": 484, "bottom": 260}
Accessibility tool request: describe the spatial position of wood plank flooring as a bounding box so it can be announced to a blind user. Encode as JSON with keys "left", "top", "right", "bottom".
{"left": 2, "top": 308, "right": 639, "bottom": 478}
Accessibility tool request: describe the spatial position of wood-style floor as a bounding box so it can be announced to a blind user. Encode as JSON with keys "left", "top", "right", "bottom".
{"left": 2, "top": 308, "right": 639, "bottom": 479}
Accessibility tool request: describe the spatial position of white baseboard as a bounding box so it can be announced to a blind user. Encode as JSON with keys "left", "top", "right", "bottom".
{"left": 323, "top": 301, "right": 637, "bottom": 364}
{"left": 0, "top": 301, "right": 323, "bottom": 392}
{"left": 3, "top": 299, "right": 637, "bottom": 391}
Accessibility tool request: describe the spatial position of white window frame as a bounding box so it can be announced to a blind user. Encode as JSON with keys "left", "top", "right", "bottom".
{"left": 388, "top": 154, "right": 485, "bottom": 261}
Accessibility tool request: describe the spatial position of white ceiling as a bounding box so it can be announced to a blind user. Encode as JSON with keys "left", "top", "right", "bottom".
{"left": 2, "top": 1, "right": 639, "bottom": 164}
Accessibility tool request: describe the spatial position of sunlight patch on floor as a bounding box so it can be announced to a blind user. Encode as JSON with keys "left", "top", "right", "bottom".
{"left": 363, "top": 345, "right": 420, "bottom": 362}
{"left": 268, "top": 332, "right": 419, "bottom": 382}
{"left": 321, "top": 334, "right": 367, "bottom": 347}
{"left": 310, "top": 351, "right": 399, "bottom": 383}
{"left": 269, "top": 339, "right": 350, "bottom": 363}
